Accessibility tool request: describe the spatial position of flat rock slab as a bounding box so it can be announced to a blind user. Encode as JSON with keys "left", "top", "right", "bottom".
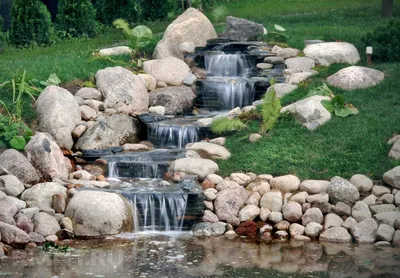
{"left": 326, "top": 66, "right": 384, "bottom": 90}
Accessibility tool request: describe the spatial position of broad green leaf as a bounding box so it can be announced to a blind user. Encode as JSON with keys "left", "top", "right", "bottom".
{"left": 9, "top": 136, "right": 26, "bottom": 150}
{"left": 132, "top": 25, "right": 153, "bottom": 39}
{"left": 321, "top": 100, "right": 334, "bottom": 113}
{"left": 331, "top": 95, "right": 345, "bottom": 108}
{"left": 274, "top": 24, "right": 286, "bottom": 32}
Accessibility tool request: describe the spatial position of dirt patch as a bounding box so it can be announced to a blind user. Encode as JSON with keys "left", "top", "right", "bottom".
{"left": 61, "top": 80, "right": 84, "bottom": 95}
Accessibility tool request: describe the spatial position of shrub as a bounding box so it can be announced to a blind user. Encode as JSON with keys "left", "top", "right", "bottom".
{"left": 96, "top": 0, "right": 140, "bottom": 25}
{"left": 113, "top": 19, "right": 153, "bottom": 55}
{"left": 10, "top": 0, "right": 52, "bottom": 46}
{"left": 140, "top": 0, "right": 169, "bottom": 21}
{"left": 361, "top": 20, "right": 400, "bottom": 62}
{"left": 56, "top": 0, "right": 97, "bottom": 38}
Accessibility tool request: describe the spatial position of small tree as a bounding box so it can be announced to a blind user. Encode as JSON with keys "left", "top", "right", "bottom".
{"left": 10, "top": 0, "right": 52, "bottom": 46}
{"left": 96, "top": 0, "right": 140, "bottom": 25}
{"left": 56, "top": 0, "right": 96, "bottom": 37}
{"left": 382, "top": 0, "right": 394, "bottom": 17}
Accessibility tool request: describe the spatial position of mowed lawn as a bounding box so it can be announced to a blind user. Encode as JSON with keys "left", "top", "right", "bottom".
{"left": 217, "top": 0, "right": 400, "bottom": 179}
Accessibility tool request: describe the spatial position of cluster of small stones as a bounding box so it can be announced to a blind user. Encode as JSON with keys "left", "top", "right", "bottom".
{"left": 191, "top": 169, "right": 400, "bottom": 246}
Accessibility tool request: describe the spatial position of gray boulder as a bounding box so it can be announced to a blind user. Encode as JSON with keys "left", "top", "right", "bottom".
{"left": 305, "top": 222, "right": 323, "bottom": 237}
{"left": 267, "top": 84, "right": 298, "bottom": 98}
{"left": 319, "top": 227, "right": 352, "bottom": 243}
{"left": 328, "top": 176, "right": 360, "bottom": 205}
{"left": 144, "top": 57, "right": 191, "bottom": 86}
{"left": 370, "top": 204, "right": 396, "bottom": 214}
{"left": 349, "top": 174, "right": 373, "bottom": 193}
{"left": 238, "top": 205, "right": 260, "bottom": 222}
{"left": 75, "top": 114, "right": 139, "bottom": 150}
{"left": 32, "top": 212, "right": 60, "bottom": 237}
{"left": 202, "top": 210, "right": 219, "bottom": 223}
{"left": 0, "top": 222, "right": 30, "bottom": 246}
{"left": 0, "top": 198, "right": 18, "bottom": 217}
{"left": 376, "top": 224, "right": 394, "bottom": 242}
{"left": 383, "top": 166, "right": 400, "bottom": 189}
{"left": 281, "top": 95, "right": 332, "bottom": 131}
{"left": 351, "top": 218, "right": 378, "bottom": 243}
{"left": 65, "top": 191, "right": 132, "bottom": 236}
{"left": 24, "top": 133, "right": 69, "bottom": 180}
{"left": 192, "top": 222, "right": 212, "bottom": 237}
{"left": 36, "top": 86, "right": 81, "bottom": 149}
{"left": 172, "top": 158, "right": 219, "bottom": 180}
{"left": 0, "top": 149, "right": 40, "bottom": 184}
{"left": 21, "top": 182, "right": 67, "bottom": 210}
{"left": 326, "top": 66, "right": 385, "bottom": 90}
{"left": 282, "top": 201, "right": 303, "bottom": 222}
{"left": 389, "top": 140, "right": 400, "bottom": 159}
{"left": 98, "top": 46, "right": 132, "bottom": 57}
{"left": 154, "top": 8, "right": 217, "bottom": 59}
{"left": 210, "top": 222, "right": 227, "bottom": 236}
{"left": 148, "top": 86, "right": 195, "bottom": 115}
{"left": 302, "top": 207, "right": 323, "bottom": 226}
{"left": 0, "top": 175, "right": 24, "bottom": 197}
{"left": 374, "top": 211, "right": 400, "bottom": 228}
{"left": 220, "top": 16, "right": 264, "bottom": 41}
{"left": 75, "top": 87, "right": 102, "bottom": 100}
{"left": 187, "top": 142, "right": 231, "bottom": 160}
{"left": 260, "top": 190, "right": 283, "bottom": 212}
{"left": 351, "top": 201, "right": 372, "bottom": 222}
{"left": 95, "top": 66, "right": 148, "bottom": 114}
{"left": 285, "top": 57, "right": 315, "bottom": 72}
{"left": 304, "top": 42, "right": 360, "bottom": 66}
{"left": 270, "top": 174, "right": 300, "bottom": 192}
{"left": 300, "top": 180, "right": 330, "bottom": 194}
{"left": 324, "top": 213, "right": 343, "bottom": 230}
{"left": 214, "top": 187, "right": 250, "bottom": 226}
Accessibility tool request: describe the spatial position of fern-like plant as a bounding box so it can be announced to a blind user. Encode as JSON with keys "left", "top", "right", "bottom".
{"left": 210, "top": 116, "right": 247, "bottom": 134}
{"left": 259, "top": 87, "right": 281, "bottom": 134}
{"left": 113, "top": 19, "right": 153, "bottom": 56}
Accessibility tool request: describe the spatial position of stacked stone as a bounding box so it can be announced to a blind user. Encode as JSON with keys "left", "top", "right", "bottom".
{"left": 192, "top": 170, "right": 400, "bottom": 246}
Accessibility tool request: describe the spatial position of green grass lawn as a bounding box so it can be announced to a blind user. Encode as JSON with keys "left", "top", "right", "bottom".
{"left": 216, "top": 0, "right": 400, "bottom": 179}
{"left": 0, "top": 0, "right": 399, "bottom": 179}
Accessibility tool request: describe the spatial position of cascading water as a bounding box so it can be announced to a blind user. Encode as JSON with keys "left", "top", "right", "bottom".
{"left": 197, "top": 52, "right": 256, "bottom": 110}
{"left": 126, "top": 193, "right": 189, "bottom": 232}
{"left": 147, "top": 122, "right": 199, "bottom": 149}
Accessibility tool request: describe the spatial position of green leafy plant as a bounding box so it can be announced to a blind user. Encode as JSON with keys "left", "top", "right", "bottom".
{"left": 10, "top": 0, "right": 52, "bottom": 46}
{"left": 259, "top": 87, "right": 281, "bottom": 134}
{"left": 263, "top": 24, "right": 289, "bottom": 43}
{"left": 112, "top": 19, "right": 153, "bottom": 56}
{"left": 42, "top": 242, "right": 70, "bottom": 253}
{"left": 0, "top": 114, "right": 32, "bottom": 150}
{"left": 0, "top": 70, "right": 41, "bottom": 122}
{"left": 56, "top": 0, "right": 97, "bottom": 38}
{"left": 96, "top": 0, "right": 140, "bottom": 25}
{"left": 210, "top": 116, "right": 247, "bottom": 134}
{"left": 304, "top": 82, "right": 334, "bottom": 99}
{"left": 40, "top": 73, "right": 61, "bottom": 87}
{"left": 321, "top": 95, "right": 359, "bottom": 117}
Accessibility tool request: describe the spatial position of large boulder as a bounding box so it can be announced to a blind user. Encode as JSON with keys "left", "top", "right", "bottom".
{"left": 0, "top": 149, "right": 40, "bottom": 184}
{"left": 21, "top": 182, "right": 67, "bottom": 210}
{"left": 36, "top": 86, "right": 81, "bottom": 149}
{"left": 270, "top": 175, "right": 300, "bottom": 192}
{"left": 351, "top": 218, "right": 378, "bottom": 243}
{"left": 319, "top": 227, "right": 352, "bottom": 243}
{"left": 281, "top": 95, "right": 332, "bottom": 131}
{"left": 300, "top": 180, "right": 330, "bottom": 194}
{"left": 214, "top": 187, "right": 250, "bottom": 226}
{"left": 282, "top": 201, "right": 303, "bottom": 222}
{"left": 220, "top": 16, "right": 264, "bottom": 41}
{"left": 75, "top": 114, "right": 139, "bottom": 150}
{"left": 172, "top": 158, "right": 219, "bottom": 180}
{"left": 0, "top": 175, "right": 24, "bottom": 197}
{"left": 32, "top": 212, "right": 60, "bottom": 237}
{"left": 383, "top": 166, "right": 400, "bottom": 189}
{"left": 326, "top": 66, "right": 385, "bottom": 90}
{"left": 0, "top": 222, "right": 30, "bottom": 246}
{"left": 154, "top": 8, "right": 217, "bottom": 59}
{"left": 187, "top": 142, "right": 231, "bottom": 160}
{"left": 24, "top": 132, "right": 69, "bottom": 180}
{"left": 148, "top": 86, "right": 195, "bottom": 115}
{"left": 304, "top": 42, "right": 360, "bottom": 66}
{"left": 327, "top": 176, "right": 360, "bottom": 205}
{"left": 95, "top": 66, "right": 148, "bottom": 115}
{"left": 65, "top": 191, "right": 132, "bottom": 236}
{"left": 260, "top": 190, "right": 283, "bottom": 212}
{"left": 267, "top": 84, "right": 298, "bottom": 99}
{"left": 143, "top": 58, "right": 191, "bottom": 86}
{"left": 284, "top": 57, "right": 315, "bottom": 72}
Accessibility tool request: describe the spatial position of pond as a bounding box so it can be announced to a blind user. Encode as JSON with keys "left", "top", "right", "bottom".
{"left": 1, "top": 233, "right": 399, "bottom": 278}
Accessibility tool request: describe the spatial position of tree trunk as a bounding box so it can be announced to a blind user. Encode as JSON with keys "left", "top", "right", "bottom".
{"left": 381, "top": 0, "right": 393, "bottom": 17}
{"left": 0, "top": 0, "right": 13, "bottom": 31}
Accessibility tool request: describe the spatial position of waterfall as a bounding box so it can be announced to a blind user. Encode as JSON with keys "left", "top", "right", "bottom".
{"left": 125, "top": 193, "right": 189, "bottom": 232}
{"left": 147, "top": 123, "right": 200, "bottom": 149}
{"left": 205, "top": 53, "right": 253, "bottom": 77}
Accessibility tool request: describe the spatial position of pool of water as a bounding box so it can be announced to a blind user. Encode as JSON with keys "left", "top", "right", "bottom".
{"left": 1, "top": 234, "right": 400, "bottom": 278}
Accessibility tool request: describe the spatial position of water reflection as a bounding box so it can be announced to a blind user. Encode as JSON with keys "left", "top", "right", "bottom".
{"left": 1, "top": 234, "right": 400, "bottom": 277}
